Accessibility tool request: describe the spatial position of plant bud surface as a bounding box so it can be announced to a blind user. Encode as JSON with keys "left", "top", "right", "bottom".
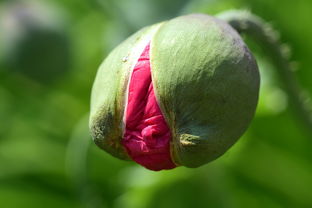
{"left": 90, "top": 14, "right": 260, "bottom": 171}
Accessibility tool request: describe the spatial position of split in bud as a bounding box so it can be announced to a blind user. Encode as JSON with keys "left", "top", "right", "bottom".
{"left": 122, "top": 43, "right": 176, "bottom": 171}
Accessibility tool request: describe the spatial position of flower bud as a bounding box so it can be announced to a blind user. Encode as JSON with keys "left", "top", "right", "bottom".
{"left": 90, "top": 14, "right": 260, "bottom": 171}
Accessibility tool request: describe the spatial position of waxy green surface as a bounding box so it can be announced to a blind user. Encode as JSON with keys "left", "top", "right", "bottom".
{"left": 90, "top": 14, "right": 260, "bottom": 168}
{"left": 151, "top": 14, "right": 259, "bottom": 167}
{"left": 90, "top": 23, "right": 163, "bottom": 160}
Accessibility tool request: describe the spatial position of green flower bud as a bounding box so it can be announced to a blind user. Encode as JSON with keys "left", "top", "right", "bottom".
{"left": 90, "top": 14, "right": 260, "bottom": 170}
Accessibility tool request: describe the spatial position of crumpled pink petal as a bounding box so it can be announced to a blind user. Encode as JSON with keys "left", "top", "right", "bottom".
{"left": 122, "top": 43, "right": 176, "bottom": 171}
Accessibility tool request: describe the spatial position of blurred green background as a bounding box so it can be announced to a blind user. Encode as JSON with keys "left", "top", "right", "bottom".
{"left": 0, "top": 0, "right": 312, "bottom": 207}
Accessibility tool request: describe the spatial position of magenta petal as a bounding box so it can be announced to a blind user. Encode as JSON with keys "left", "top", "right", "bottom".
{"left": 122, "top": 43, "right": 176, "bottom": 171}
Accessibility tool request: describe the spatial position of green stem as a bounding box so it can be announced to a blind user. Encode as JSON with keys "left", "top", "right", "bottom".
{"left": 66, "top": 114, "right": 103, "bottom": 208}
{"left": 217, "top": 10, "right": 312, "bottom": 135}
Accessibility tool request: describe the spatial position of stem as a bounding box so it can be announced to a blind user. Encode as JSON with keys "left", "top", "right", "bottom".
{"left": 66, "top": 114, "right": 103, "bottom": 208}
{"left": 217, "top": 10, "right": 312, "bottom": 135}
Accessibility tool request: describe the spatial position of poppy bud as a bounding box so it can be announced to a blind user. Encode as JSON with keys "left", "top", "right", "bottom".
{"left": 90, "top": 14, "right": 260, "bottom": 171}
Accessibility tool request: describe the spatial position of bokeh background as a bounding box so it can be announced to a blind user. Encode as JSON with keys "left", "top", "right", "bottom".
{"left": 1, "top": 0, "right": 312, "bottom": 207}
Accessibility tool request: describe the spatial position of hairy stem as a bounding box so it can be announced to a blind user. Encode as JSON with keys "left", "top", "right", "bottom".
{"left": 217, "top": 10, "right": 312, "bottom": 135}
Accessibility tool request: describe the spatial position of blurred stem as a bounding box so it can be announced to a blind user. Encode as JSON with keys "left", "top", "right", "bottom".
{"left": 66, "top": 114, "right": 103, "bottom": 208}
{"left": 217, "top": 10, "right": 312, "bottom": 135}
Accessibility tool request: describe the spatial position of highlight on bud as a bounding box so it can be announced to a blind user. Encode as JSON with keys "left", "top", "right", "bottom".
{"left": 89, "top": 14, "right": 260, "bottom": 171}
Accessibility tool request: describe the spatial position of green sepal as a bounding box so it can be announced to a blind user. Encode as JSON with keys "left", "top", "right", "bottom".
{"left": 150, "top": 14, "right": 260, "bottom": 167}
{"left": 89, "top": 23, "right": 163, "bottom": 160}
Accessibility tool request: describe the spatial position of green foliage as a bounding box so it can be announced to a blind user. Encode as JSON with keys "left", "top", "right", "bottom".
{"left": 0, "top": 0, "right": 312, "bottom": 207}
